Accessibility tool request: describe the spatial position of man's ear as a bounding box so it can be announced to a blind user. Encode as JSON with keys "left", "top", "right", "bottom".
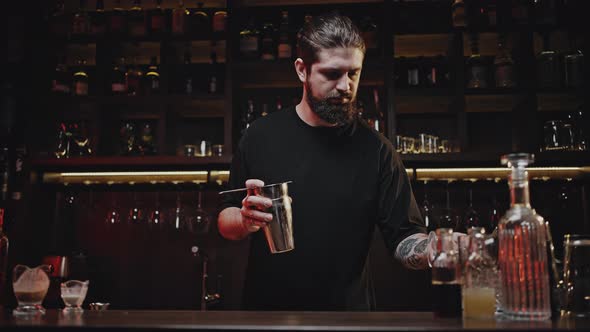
{"left": 294, "top": 58, "right": 307, "bottom": 83}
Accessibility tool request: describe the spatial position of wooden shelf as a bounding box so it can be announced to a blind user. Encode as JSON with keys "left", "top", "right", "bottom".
{"left": 465, "top": 94, "right": 518, "bottom": 113}
{"left": 46, "top": 94, "right": 226, "bottom": 107}
{"left": 395, "top": 95, "right": 454, "bottom": 114}
{"left": 537, "top": 92, "right": 583, "bottom": 112}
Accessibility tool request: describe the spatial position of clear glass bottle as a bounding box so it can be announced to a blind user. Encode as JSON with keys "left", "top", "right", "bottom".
{"left": 494, "top": 33, "right": 516, "bottom": 88}
{"left": 462, "top": 228, "right": 499, "bottom": 319}
{"left": 432, "top": 228, "right": 462, "bottom": 318}
{"left": 467, "top": 33, "right": 488, "bottom": 89}
{"left": 498, "top": 153, "right": 551, "bottom": 320}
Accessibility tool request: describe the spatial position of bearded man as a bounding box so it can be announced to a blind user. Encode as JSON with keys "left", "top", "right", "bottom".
{"left": 218, "top": 12, "right": 428, "bottom": 311}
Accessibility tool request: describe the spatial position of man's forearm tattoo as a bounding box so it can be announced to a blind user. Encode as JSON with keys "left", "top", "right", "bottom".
{"left": 395, "top": 234, "right": 429, "bottom": 270}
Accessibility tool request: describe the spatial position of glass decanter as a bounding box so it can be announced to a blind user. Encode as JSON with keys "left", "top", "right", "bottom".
{"left": 497, "top": 153, "right": 551, "bottom": 320}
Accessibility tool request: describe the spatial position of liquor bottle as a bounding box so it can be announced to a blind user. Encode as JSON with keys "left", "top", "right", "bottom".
{"left": 239, "top": 18, "right": 260, "bottom": 60}
{"left": 51, "top": 56, "right": 71, "bottom": 95}
{"left": 277, "top": 11, "right": 292, "bottom": 59}
{"left": 563, "top": 37, "right": 584, "bottom": 89}
{"left": 511, "top": 0, "right": 530, "bottom": 26}
{"left": 452, "top": 0, "right": 466, "bottom": 28}
{"left": 128, "top": 0, "right": 147, "bottom": 38}
{"left": 49, "top": 0, "right": 68, "bottom": 38}
{"left": 172, "top": 0, "right": 189, "bottom": 36}
{"left": 498, "top": 153, "right": 551, "bottom": 320}
{"left": 71, "top": 0, "right": 90, "bottom": 37}
{"left": 466, "top": 34, "right": 488, "bottom": 89}
{"left": 260, "top": 23, "right": 276, "bottom": 61}
{"left": 90, "top": 0, "right": 106, "bottom": 36}
{"left": 407, "top": 60, "right": 420, "bottom": 87}
{"left": 126, "top": 57, "right": 143, "bottom": 96}
{"left": 191, "top": 3, "right": 210, "bottom": 39}
{"left": 149, "top": 0, "right": 166, "bottom": 37}
{"left": 183, "top": 46, "right": 193, "bottom": 95}
{"left": 72, "top": 58, "right": 89, "bottom": 96}
{"left": 137, "top": 123, "right": 156, "bottom": 155}
{"left": 493, "top": 33, "right": 516, "bottom": 88}
{"left": 109, "top": 0, "right": 127, "bottom": 35}
{"left": 144, "top": 56, "right": 160, "bottom": 95}
{"left": 111, "top": 57, "right": 127, "bottom": 95}
{"left": 431, "top": 228, "right": 462, "bottom": 318}
{"left": 212, "top": 10, "right": 227, "bottom": 33}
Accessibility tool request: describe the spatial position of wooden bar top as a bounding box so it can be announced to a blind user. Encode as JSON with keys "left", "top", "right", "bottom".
{"left": 1, "top": 310, "right": 590, "bottom": 331}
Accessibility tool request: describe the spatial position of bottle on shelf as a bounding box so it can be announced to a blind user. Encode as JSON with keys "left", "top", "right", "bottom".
{"left": 90, "top": 0, "right": 106, "bottom": 36}
{"left": 49, "top": 0, "right": 68, "bottom": 38}
{"left": 172, "top": 0, "right": 189, "bottom": 36}
{"left": 466, "top": 33, "right": 488, "bottom": 89}
{"left": 137, "top": 123, "right": 156, "bottom": 155}
{"left": 498, "top": 153, "right": 551, "bottom": 320}
{"left": 260, "top": 23, "right": 276, "bottom": 61}
{"left": 145, "top": 56, "right": 160, "bottom": 95}
{"left": 126, "top": 56, "right": 143, "bottom": 96}
{"left": 128, "top": 0, "right": 147, "bottom": 38}
{"left": 493, "top": 33, "right": 516, "bottom": 88}
{"left": 111, "top": 57, "right": 127, "bottom": 95}
{"left": 277, "top": 11, "right": 292, "bottom": 60}
{"left": 72, "top": 58, "right": 89, "bottom": 96}
{"left": 511, "top": 0, "right": 530, "bottom": 26}
{"left": 191, "top": 3, "right": 210, "bottom": 39}
{"left": 452, "top": 0, "right": 466, "bottom": 28}
{"left": 212, "top": 10, "right": 227, "bottom": 34}
{"left": 71, "top": 0, "right": 90, "bottom": 37}
{"left": 149, "top": 0, "right": 166, "bottom": 37}
{"left": 563, "top": 35, "right": 584, "bottom": 89}
{"left": 109, "top": 0, "right": 127, "bottom": 36}
{"left": 51, "top": 56, "right": 71, "bottom": 95}
{"left": 239, "top": 18, "right": 260, "bottom": 60}
{"left": 407, "top": 60, "right": 421, "bottom": 87}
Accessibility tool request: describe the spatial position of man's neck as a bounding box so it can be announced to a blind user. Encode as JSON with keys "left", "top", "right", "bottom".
{"left": 295, "top": 93, "right": 338, "bottom": 128}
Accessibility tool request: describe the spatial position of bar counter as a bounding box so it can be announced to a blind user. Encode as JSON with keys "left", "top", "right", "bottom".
{"left": 1, "top": 310, "right": 590, "bottom": 331}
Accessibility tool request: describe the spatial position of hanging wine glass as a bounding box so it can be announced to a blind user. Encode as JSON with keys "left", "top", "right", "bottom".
{"left": 189, "top": 185, "right": 211, "bottom": 234}
{"left": 169, "top": 190, "right": 186, "bottom": 231}
{"left": 437, "top": 181, "right": 458, "bottom": 230}
{"left": 127, "top": 191, "right": 146, "bottom": 225}
{"left": 148, "top": 191, "right": 165, "bottom": 228}
{"left": 105, "top": 192, "right": 121, "bottom": 225}
{"left": 420, "top": 180, "right": 435, "bottom": 232}
{"left": 463, "top": 180, "right": 480, "bottom": 231}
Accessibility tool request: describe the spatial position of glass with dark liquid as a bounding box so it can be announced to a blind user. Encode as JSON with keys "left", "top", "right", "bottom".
{"left": 431, "top": 228, "right": 462, "bottom": 318}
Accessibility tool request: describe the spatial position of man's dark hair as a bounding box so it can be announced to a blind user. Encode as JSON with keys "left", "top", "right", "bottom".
{"left": 297, "top": 12, "right": 366, "bottom": 70}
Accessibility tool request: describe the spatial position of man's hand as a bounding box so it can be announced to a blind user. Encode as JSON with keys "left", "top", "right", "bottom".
{"left": 218, "top": 179, "right": 276, "bottom": 240}
{"left": 240, "top": 179, "right": 274, "bottom": 233}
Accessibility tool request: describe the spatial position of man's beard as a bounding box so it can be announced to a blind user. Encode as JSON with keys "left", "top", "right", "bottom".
{"left": 305, "top": 81, "right": 357, "bottom": 126}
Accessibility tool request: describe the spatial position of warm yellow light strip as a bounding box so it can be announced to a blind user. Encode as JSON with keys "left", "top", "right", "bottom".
{"left": 415, "top": 167, "right": 590, "bottom": 181}
{"left": 43, "top": 171, "right": 230, "bottom": 185}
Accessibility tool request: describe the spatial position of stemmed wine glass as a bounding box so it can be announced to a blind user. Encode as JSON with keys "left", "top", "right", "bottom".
{"left": 105, "top": 192, "right": 121, "bottom": 225}
{"left": 148, "top": 191, "right": 165, "bottom": 228}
